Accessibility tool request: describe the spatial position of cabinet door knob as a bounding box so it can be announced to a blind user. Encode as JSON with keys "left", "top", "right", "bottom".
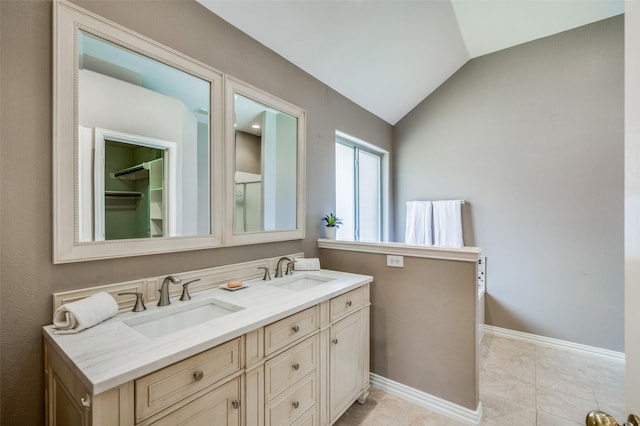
{"left": 292, "top": 401, "right": 300, "bottom": 409}
{"left": 292, "top": 362, "right": 300, "bottom": 371}
{"left": 232, "top": 399, "right": 241, "bottom": 409}
{"left": 80, "top": 394, "right": 91, "bottom": 408}
{"left": 346, "top": 300, "right": 352, "bottom": 307}
{"left": 193, "top": 370, "right": 204, "bottom": 381}
{"left": 332, "top": 338, "right": 339, "bottom": 345}
{"left": 292, "top": 325, "right": 300, "bottom": 333}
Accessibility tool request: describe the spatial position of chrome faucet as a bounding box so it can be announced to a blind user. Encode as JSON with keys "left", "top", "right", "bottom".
{"left": 158, "top": 275, "right": 182, "bottom": 306}
{"left": 275, "top": 256, "right": 294, "bottom": 278}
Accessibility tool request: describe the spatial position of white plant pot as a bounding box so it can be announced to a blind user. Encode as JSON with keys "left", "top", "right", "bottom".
{"left": 325, "top": 227, "right": 337, "bottom": 239}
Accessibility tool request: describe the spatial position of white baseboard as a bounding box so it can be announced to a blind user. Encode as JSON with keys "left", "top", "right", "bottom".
{"left": 369, "top": 373, "right": 483, "bottom": 426}
{"left": 481, "top": 324, "right": 625, "bottom": 363}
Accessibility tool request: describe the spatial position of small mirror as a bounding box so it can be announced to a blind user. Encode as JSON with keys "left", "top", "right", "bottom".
{"left": 225, "top": 77, "right": 306, "bottom": 245}
{"left": 54, "top": 1, "right": 223, "bottom": 262}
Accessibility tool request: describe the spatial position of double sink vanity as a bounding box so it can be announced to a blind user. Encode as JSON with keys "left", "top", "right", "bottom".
{"left": 43, "top": 267, "right": 372, "bottom": 426}
{"left": 46, "top": 2, "right": 371, "bottom": 425}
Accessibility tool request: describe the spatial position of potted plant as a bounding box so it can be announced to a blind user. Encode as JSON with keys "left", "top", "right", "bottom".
{"left": 322, "top": 213, "right": 342, "bottom": 239}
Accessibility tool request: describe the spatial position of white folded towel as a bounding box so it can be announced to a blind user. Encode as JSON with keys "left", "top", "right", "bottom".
{"left": 405, "top": 201, "right": 433, "bottom": 246}
{"left": 432, "top": 200, "right": 464, "bottom": 248}
{"left": 294, "top": 258, "right": 321, "bottom": 271}
{"left": 53, "top": 292, "right": 119, "bottom": 334}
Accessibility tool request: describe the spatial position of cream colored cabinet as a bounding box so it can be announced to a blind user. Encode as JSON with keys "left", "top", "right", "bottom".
{"left": 45, "top": 285, "right": 370, "bottom": 426}
{"left": 327, "top": 287, "right": 370, "bottom": 424}
{"left": 264, "top": 307, "right": 320, "bottom": 426}
{"left": 45, "top": 338, "right": 243, "bottom": 426}
{"left": 136, "top": 338, "right": 242, "bottom": 425}
{"left": 148, "top": 376, "right": 241, "bottom": 426}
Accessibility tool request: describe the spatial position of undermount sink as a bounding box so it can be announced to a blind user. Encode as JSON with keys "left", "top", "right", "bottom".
{"left": 267, "top": 274, "right": 336, "bottom": 291}
{"left": 124, "top": 299, "right": 244, "bottom": 339}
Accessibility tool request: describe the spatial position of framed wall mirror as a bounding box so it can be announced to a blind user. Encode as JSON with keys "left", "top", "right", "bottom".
{"left": 54, "top": 0, "right": 223, "bottom": 263}
{"left": 225, "top": 77, "right": 306, "bottom": 245}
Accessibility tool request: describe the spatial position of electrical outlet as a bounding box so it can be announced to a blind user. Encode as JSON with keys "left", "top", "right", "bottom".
{"left": 387, "top": 255, "right": 404, "bottom": 268}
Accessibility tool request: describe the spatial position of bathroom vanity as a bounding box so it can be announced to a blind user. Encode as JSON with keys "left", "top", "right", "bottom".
{"left": 43, "top": 268, "right": 371, "bottom": 426}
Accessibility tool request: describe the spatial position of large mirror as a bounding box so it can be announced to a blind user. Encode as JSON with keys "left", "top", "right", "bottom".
{"left": 225, "top": 77, "right": 306, "bottom": 245}
{"left": 54, "top": 0, "right": 223, "bottom": 262}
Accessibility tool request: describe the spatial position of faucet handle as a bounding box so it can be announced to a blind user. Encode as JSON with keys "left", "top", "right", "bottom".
{"left": 118, "top": 292, "right": 146, "bottom": 312}
{"left": 258, "top": 266, "right": 271, "bottom": 281}
{"left": 285, "top": 261, "right": 294, "bottom": 275}
{"left": 179, "top": 279, "right": 201, "bottom": 301}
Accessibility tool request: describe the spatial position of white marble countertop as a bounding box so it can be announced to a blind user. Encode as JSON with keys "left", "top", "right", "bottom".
{"left": 43, "top": 269, "right": 372, "bottom": 395}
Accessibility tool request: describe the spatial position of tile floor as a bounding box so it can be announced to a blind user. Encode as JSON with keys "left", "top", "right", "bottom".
{"left": 335, "top": 333, "right": 625, "bottom": 425}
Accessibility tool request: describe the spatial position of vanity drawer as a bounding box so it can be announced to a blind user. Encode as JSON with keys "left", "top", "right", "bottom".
{"left": 265, "top": 372, "right": 317, "bottom": 426}
{"left": 330, "top": 287, "right": 363, "bottom": 322}
{"left": 291, "top": 406, "right": 318, "bottom": 426}
{"left": 265, "top": 334, "right": 318, "bottom": 401}
{"left": 135, "top": 338, "right": 241, "bottom": 422}
{"left": 265, "top": 306, "right": 318, "bottom": 356}
{"left": 149, "top": 376, "right": 241, "bottom": 425}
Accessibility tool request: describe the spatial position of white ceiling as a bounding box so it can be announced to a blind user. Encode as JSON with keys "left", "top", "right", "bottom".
{"left": 197, "top": 0, "right": 624, "bottom": 125}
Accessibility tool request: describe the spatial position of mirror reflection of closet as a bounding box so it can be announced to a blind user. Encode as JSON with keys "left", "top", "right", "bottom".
{"left": 84, "top": 128, "right": 177, "bottom": 242}
{"left": 103, "top": 141, "right": 164, "bottom": 240}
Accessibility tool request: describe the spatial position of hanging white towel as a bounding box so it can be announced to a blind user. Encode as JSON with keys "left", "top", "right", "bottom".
{"left": 405, "top": 201, "right": 433, "bottom": 246}
{"left": 52, "top": 292, "right": 119, "bottom": 334}
{"left": 432, "top": 200, "right": 464, "bottom": 248}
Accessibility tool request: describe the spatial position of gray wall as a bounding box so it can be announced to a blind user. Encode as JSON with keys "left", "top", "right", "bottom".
{"left": 394, "top": 16, "right": 624, "bottom": 351}
{"left": 0, "top": 1, "right": 392, "bottom": 424}
{"left": 320, "top": 249, "right": 478, "bottom": 410}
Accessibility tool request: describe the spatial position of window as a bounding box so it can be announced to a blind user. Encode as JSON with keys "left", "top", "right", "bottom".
{"left": 335, "top": 132, "right": 385, "bottom": 241}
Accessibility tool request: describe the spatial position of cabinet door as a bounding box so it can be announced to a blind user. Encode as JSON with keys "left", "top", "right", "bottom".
{"left": 50, "top": 372, "right": 91, "bottom": 426}
{"left": 329, "top": 312, "right": 363, "bottom": 423}
{"left": 150, "top": 377, "right": 241, "bottom": 426}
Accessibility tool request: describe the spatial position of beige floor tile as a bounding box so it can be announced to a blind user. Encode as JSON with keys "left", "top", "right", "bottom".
{"left": 536, "top": 411, "right": 583, "bottom": 425}
{"left": 584, "top": 359, "right": 625, "bottom": 389}
{"left": 484, "top": 344, "right": 536, "bottom": 384}
{"left": 479, "top": 334, "right": 494, "bottom": 375}
{"left": 489, "top": 336, "right": 536, "bottom": 358}
{"left": 480, "top": 389, "right": 536, "bottom": 426}
{"left": 480, "top": 369, "right": 537, "bottom": 407}
{"left": 337, "top": 334, "right": 624, "bottom": 426}
{"left": 536, "top": 348, "right": 596, "bottom": 402}
{"left": 537, "top": 386, "right": 596, "bottom": 424}
{"left": 405, "top": 406, "right": 467, "bottom": 425}
{"left": 536, "top": 367, "right": 596, "bottom": 402}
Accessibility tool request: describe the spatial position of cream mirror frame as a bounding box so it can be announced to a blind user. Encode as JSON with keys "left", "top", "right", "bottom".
{"left": 53, "top": 0, "right": 224, "bottom": 263}
{"left": 225, "top": 76, "right": 306, "bottom": 245}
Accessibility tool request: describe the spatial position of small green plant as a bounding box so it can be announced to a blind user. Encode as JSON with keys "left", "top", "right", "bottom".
{"left": 322, "top": 213, "right": 343, "bottom": 228}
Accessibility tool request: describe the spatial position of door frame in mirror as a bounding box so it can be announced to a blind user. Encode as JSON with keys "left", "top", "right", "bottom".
{"left": 53, "top": 0, "right": 224, "bottom": 263}
{"left": 224, "top": 76, "right": 306, "bottom": 245}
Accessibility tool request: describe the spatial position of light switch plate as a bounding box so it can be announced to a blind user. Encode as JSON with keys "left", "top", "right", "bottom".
{"left": 387, "top": 255, "right": 404, "bottom": 268}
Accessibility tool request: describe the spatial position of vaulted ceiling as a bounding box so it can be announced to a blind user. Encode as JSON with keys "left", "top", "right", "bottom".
{"left": 197, "top": 0, "right": 624, "bottom": 125}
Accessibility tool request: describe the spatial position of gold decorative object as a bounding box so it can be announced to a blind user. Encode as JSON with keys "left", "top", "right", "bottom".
{"left": 586, "top": 411, "right": 640, "bottom": 426}
{"left": 586, "top": 410, "right": 619, "bottom": 426}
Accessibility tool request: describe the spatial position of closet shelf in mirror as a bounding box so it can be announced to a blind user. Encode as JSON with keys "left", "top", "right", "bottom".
{"left": 105, "top": 191, "right": 143, "bottom": 210}
{"left": 110, "top": 162, "right": 152, "bottom": 180}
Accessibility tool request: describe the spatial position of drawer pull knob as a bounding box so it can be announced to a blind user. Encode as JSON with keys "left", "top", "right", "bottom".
{"left": 232, "top": 399, "right": 241, "bottom": 409}
{"left": 80, "top": 394, "right": 91, "bottom": 408}
{"left": 292, "top": 362, "right": 300, "bottom": 371}
{"left": 193, "top": 370, "right": 204, "bottom": 382}
{"left": 292, "top": 401, "right": 300, "bottom": 409}
{"left": 292, "top": 325, "right": 300, "bottom": 333}
{"left": 346, "top": 300, "right": 352, "bottom": 307}
{"left": 332, "top": 338, "right": 339, "bottom": 345}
